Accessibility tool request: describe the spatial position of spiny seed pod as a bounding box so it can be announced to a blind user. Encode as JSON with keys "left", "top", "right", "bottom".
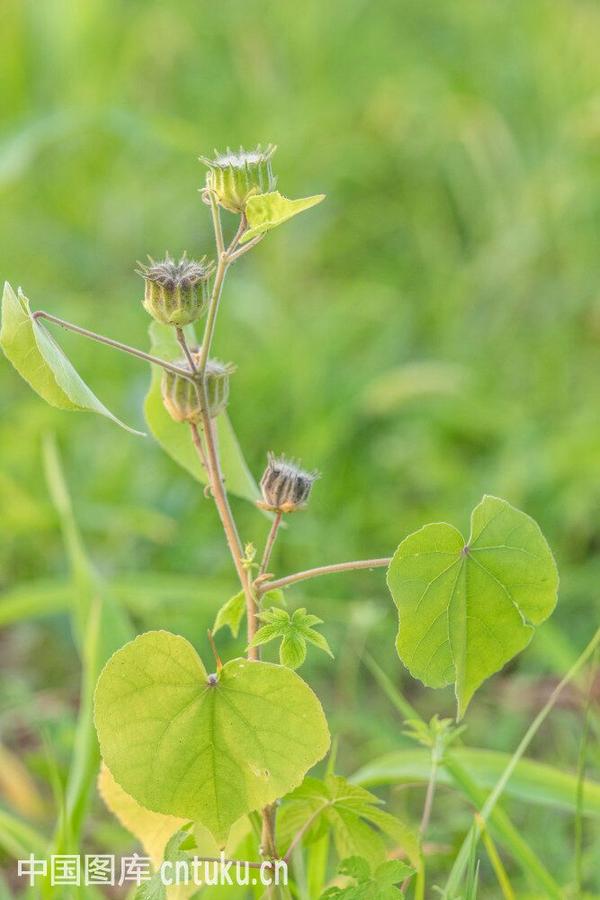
{"left": 137, "top": 253, "right": 214, "bottom": 327}
{"left": 258, "top": 453, "right": 319, "bottom": 513}
{"left": 161, "top": 353, "right": 236, "bottom": 422}
{"left": 200, "top": 145, "right": 277, "bottom": 213}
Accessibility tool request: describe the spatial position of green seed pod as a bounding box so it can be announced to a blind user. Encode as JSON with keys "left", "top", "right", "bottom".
{"left": 200, "top": 145, "right": 277, "bottom": 213}
{"left": 258, "top": 453, "right": 319, "bottom": 513}
{"left": 161, "top": 354, "right": 235, "bottom": 423}
{"left": 137, "top": 253, "right": 214, "bottom": 326}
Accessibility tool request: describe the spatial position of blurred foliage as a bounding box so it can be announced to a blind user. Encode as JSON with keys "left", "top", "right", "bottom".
{"left": 1, "top": 0, "right": 600, "bottom": 895}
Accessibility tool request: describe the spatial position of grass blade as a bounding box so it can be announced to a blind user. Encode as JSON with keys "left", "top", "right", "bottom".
{"left": 443, "top": 626, "right": 600, "bottom": 897}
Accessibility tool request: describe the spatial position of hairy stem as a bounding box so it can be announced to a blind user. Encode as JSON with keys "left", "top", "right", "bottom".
{"left": 196, "top": 214, "right": 246, "bottom": 378}
{"left": 186, "top": 214, "right": 260, "bottom": 658}
{"left": 260, "top": 803, "right": 278, "bottom": 859}
{"left": 189, "top": 422, "right": 208, "bottom": 471}
{"left": 419, "top": 755, "right": 439, "bottom": 837}
{"left": 259, "top": 511, "right": 283, "bottom": 577}
{"left": 260, "top": 557, "right": 391, "bottom": 593}
{"left": 208, "top": 190, "right": 225, "bottom": 259}
{"left": 176, "top": 326, "right": 198, "bottom": 373}
{"left": 228, "top": 233, "right": 265, "bottom": 263}
{"left": 31, "top": 310, "right": 191, "bottom": 377}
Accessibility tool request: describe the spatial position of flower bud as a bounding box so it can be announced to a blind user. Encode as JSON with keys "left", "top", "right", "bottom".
{"left": 161, "top": 353, "right": 235, "bottom": 422}
{"left": 200, "top": 145, "right": 277, "bottom": 213}
{"left": 137, "top": 253, "right": 214, "bottom": 326}
{"left": 258, "top": 453, "right": 319, "bottom": 513}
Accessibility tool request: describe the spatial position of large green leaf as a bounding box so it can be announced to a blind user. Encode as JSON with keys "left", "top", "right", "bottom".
{"left": 240, "top": 191, "right": 325, "bottom": 244}
{"left": 387, "top": 496, "right": 558, "bottom": 717}
{"left": 94, "top": 630, "right": 330, "bottom": 845}
{"left": 143, "top": 322, "right": 259, "bottom": 503}
{"left": 0, "top": 283, "right": 143, "bottom": 435}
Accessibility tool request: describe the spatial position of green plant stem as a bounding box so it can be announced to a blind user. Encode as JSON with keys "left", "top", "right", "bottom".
{"left": 189, "top": 421, "right": 208, "bottom": 471}
{"left": 176, "top": 326, "right": 198, "bottom": 372}
{"left": 261, "top": 802, "right": 278, "bottom": 859}
{"left": 574, "top": 647, "right": 598, "bottom": 894}
{"left": 419, "top": 755, "right": 439, "bottom": 837}
{"left": 193, "top": 207, "right": 276, "bottom": 861}
{"left": 193, "top": 410, "right": 257, "bottom": 652}
{"left": 444, "top": 625, "right": 600, "bottom": 897}
{"left": 31, "top": 310, "right": 190, "bottom": 377}
{"left": 229, "top": 233, "right": 265, "bottom": 262}
{"left": 196, "top": 213, "right": 246, "bottom": 378}
{"left": 207, "top": 189, "right": 225, "bottom": 258}
{"left": 401, "top": 747, "right": 439, "bottom": 894}
{"left": 259, "top": 511, "right": 283, "bottom": 577}
{"left": 193, "top": 211, "right": 259, "bottom": 652}
{"left": 260, "top": 557, "right": 391, "bottom": 593}
{"left": 180, "top": 212, "right": 260, "bottom": 653}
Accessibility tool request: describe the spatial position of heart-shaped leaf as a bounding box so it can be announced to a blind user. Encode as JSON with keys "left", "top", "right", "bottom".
{"left": 143, "top": 322, "right": 259, "bottom": 504}
{"left": 240, "top": 191, "right": 325, "bottom": 244}
{"left": 94, "top": 630, "right": 330, "bottom": 845}
{"left": 0, "top": 283, "right": 143, "bottom": 434}
{"left": 387, "top": 496, "right": 558, "bottom": 718}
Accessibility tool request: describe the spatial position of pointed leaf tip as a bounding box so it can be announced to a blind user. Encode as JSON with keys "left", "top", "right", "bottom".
{"left": 240, "top": 191, "right": 325, "bottom": 243}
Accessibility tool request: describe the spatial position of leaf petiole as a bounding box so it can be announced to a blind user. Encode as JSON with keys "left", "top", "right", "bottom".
{"left": 259, "top": 557, "right": 391, "bottom": 593}
{"left": 31, "top": 310, "right": 191, "bottom": 378}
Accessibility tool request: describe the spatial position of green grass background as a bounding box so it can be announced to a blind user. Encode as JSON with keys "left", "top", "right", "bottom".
{"left": 1, "top": 0, "right": 600, "bottom": 894}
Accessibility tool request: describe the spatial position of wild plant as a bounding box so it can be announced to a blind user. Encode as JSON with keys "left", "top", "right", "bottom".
{"left": 2, "top": 144, "right": 597, "bottom": 899}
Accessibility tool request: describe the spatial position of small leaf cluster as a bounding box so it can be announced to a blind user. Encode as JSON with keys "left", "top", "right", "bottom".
{"left": 321, "top": 856, "right": 415, "bottom": 899}
{"left": 212, "top": 588, "right": 285, "bottom": 639}
{"left": 403, "top": 715, "right": 466, "bottom": 764}
{"left": 248, "top": 606, "right": 334, "bottom": 669}
{"left": 277, "top": 775, "right": 420, "bottom": 870}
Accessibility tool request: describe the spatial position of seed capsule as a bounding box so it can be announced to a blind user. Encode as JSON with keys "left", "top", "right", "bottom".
{"left": 200, "top": 145, "right": 277, "bottom": 213}
{"left": 161, "top": 353, "right": 235, "bottom": 422}
{"left": 258, "top": 453, "right": 319, "bottom": 513}
{"left": 137, "top": 253, "right": 214, "bottom": 326}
